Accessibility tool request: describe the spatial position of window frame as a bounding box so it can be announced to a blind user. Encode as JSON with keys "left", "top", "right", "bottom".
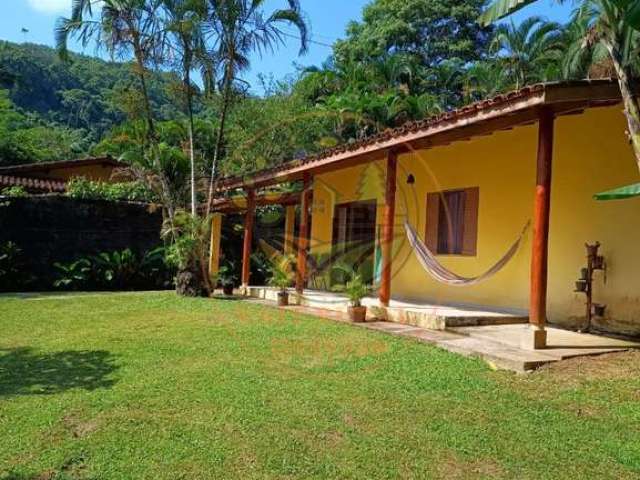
{"left": 425, "top": 187, "right": 479, "bottom": 257}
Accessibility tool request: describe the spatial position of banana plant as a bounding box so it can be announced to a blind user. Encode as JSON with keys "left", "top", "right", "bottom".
{"left": 53, "top": 259, "right": 92, "bottom": 290}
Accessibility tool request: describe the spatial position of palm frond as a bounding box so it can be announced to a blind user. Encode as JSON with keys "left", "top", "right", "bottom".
{"left": 478, "top": 0, "right": 539, "bottom": 26}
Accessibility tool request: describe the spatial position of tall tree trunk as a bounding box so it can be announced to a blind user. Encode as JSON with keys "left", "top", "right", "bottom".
{"left": 184, "top": 56, "right": 213, "bottom": 296}
{"left": 605, "top": 39, "right": 640, "bottom": 173}
{"left": 185, "top": 63, "right": 197, "bottom": 217}
{"left": 133, "top": 41, "right": 176, "bottom": 228}
{"left": 206, "top": 70, "right": 233, "bottom": 217}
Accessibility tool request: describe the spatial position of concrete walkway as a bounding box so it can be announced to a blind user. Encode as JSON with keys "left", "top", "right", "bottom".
{"left": 248, "top": 298, "right": 640, "bottom": 373}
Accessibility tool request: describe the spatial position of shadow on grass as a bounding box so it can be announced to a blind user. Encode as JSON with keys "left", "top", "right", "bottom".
{"left": 0, "top": 347, "right": 118, "bottom": 396}
{"left": 2, "top": 451, "right": 92, "bottom": 479}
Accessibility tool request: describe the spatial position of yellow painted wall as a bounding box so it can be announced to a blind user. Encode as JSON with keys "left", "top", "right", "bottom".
{"left": 42, "top": 165, "right": 117, "bottom": 182}
{"left": 310, "top": 159, "right": 387, "bottom": 254}
{"left": 309, "top": 105, "right": 640, "bottom": 335}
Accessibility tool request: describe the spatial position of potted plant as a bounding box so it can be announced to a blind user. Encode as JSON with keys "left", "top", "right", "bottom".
{"left": 216, "top": 264, "right": 237, "bottom": 296}
{"left": 330, "top": 262, "right": 371, "bottom": 322}
{"left": 344, "top": 274, "right": 370, "bottom": 322}
{"left": 268, "top": 254, "right": 295, "bottom": 306}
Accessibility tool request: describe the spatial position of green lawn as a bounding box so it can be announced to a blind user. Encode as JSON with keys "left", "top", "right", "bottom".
{"left": 1, "top": 292, "right": 639, "bottom": 479}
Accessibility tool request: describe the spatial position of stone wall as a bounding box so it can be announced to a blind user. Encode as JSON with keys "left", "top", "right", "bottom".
{"left": 0, "top": 195, "right": 162, "bottom": 288}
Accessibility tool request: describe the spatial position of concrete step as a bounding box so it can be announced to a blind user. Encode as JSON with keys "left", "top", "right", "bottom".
{"left": 386, "top": 307, "right": 528, "bottom": 331}
{"left": 436, "top": 336, "right": 558, "bottom": 372}
{"left": 364, "top": 321, "right": 557, "bottom": 372}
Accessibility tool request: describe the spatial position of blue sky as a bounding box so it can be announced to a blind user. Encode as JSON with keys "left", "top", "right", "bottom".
{"left": 1, "top": 0, "right": 573, "bottom": 93}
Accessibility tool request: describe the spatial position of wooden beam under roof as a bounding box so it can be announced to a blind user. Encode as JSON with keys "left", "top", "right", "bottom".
{"left": 209, "top": 191, "right": 300, "bottom": 213}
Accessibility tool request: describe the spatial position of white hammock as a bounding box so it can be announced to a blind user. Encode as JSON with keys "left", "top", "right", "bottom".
{"left": 404, "top": 221, "right": 530, "bottom": 287}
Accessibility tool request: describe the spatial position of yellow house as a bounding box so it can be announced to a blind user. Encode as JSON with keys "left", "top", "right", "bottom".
{"left": 211, "top": 79, "right": 640, "bottom": 346}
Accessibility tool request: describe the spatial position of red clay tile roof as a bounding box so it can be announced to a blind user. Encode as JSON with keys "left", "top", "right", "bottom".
{"left": 216, "top": 79, "right": 624, "bottom": 192}
{"left": 0, "top": 174, "right": 66, "bottom": 193}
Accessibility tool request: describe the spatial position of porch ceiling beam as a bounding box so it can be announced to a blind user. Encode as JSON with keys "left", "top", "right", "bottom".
{"left": 210, "top": 191, "right": 300, "bottom": 214}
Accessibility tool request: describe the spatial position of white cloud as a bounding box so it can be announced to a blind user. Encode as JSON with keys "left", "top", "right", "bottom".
{"left": 26, "top": 0, "right": 71, "bottom": 14}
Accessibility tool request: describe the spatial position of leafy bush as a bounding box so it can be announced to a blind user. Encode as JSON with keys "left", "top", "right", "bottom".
{"left": 92, "top": 249, "right": 140, "bottom": 290}
{"left": 0, "top": 241, "right": 34, "bottom": 291}
{"left": 267, "top": 254, "right": 296, "bottom": 293}
{"left": 331, "top": 262, "right": 371, "bottom": 307}
{"left": 162, "top": 211, "right": 212, "bottom": 296}
{"left": 66, "top": 177, "right": 157, "bottom": 203}
{"left": 53, "top": 259, "right": 92, "bottom": 291}
{"left": 0, "top": 186, "right": 27, "bottom": 197}
{"left": 214, "top": 262, "right": 238, "bottom": 288}
{"left": 53, "top": 247, "right": 173, "bottom": 292}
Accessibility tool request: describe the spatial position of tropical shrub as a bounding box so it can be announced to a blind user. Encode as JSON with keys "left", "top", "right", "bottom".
{"left": 267, "top": 254, "right": 296, "bottom": 293}
{"left": 162, "top": 211, "right": 212, "bottom": 296}
{"left": 66, "top": 177, "right": 157, "bottom": 203}
{"left": 0, "top": 241, "right": 34, "bottom": 291}
{"left": 53, "top": 248, "right": 173, "bottom": 292}
{"left": 331, "top": 263, "right": 372, "bottom": 306}
{"left": 91, "top": 249, "right": 140, "bottom": 290}
{"left": 53, "top": 259, "right": 92, "bottom": 291}
{"left": 215, "top": 262, "right": 238, "bottom": 290}
{"left": 0, "top": 186, "right": 27, "bottom": 197}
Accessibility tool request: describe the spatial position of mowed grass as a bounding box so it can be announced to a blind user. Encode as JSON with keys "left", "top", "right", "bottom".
{"left": 1, "top": 292, "right": 639, "bottom": 479}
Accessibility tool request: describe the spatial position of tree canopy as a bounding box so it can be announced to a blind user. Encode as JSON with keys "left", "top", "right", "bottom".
{"left": 334, "top": 0, "right": 494, "bottom": 66}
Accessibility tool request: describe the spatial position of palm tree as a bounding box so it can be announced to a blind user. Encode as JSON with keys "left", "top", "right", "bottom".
{"left": 55, "top": 0, "right": 178, "bottom": 222}
{"left": 463, "top": 60, "right": 511, "bottom": 101}
{"left": 572, "top": 0, "right": 640, "bottom": 171}
{"left": 56, "top": 0, "right": 163, "bottom": 146}
{"left": 161, "top": 0, "right": 209, "bottom": 216}
{"left": 479, "top": 0, "right": 640, "bottom": 30}
{"left": 204, "top": 0, "right": 309, "bottom": 215}
{"left": 491, "top": 16, "right": 564, "bottom": 89}
{"left": 479, "top": 0, "right": 640, "bottom": 176}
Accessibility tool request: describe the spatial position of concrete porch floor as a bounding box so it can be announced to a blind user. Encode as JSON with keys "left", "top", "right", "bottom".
{"left": 246, "top": 286, "right": 529, "bottom": 330}
{"left": 243, "top": 287, "right": 640, "bottom": 373}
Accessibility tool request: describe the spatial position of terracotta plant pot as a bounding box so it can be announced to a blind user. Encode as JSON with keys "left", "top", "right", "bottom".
{"left": 593, "top": 304, "right": 607, "bottom": 317}
{"left": 575, "top": 280, "right": 588, "bottom": 292}
{"left": 222, "top": 284, "right": 234, "bottom": 296}
{"left": 277, "top": 291, "right": 289, "bottom": 307}
{"left": 348, "top": 305, "right": 367, "bottom": 323}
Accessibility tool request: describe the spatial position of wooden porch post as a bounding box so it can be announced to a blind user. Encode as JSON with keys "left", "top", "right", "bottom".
{"left": 284, "top": 205, "right": 296, "bottom": 256}
{"left": 241, "top": 189, "right": 255, "bottom": 292}
{"left": 208, "top": 213, "right": 223, "bottom": 278}
{"left": 526, "top": 107, "right": 555, "bottom": 350}
{"left": 296, "top": 174, "right": 312, "bottom": 294}
{"left": 379, "top": 150, "right": 398, "bottom": 307}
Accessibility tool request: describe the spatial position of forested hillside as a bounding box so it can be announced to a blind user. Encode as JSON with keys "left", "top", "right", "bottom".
{"left": 0, "top": 41, "right": 179, "bottom": 136}
{"left": 0, "top": 41, "right": 181, "bottom": 166}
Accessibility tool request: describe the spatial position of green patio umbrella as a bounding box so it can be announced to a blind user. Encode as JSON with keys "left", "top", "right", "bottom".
{"left": 594, "top": 182, "right": 640, "bottom": 201}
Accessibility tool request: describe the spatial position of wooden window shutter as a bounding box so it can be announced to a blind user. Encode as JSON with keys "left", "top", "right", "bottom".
{"left": 425, "top": 192, "right": 440, "bottom": 252}
{"left": 462, "top": 187, "right": 479, "bottom": 256}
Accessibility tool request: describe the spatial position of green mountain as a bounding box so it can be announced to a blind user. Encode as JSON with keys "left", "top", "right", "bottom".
{"left": 0, "top": 41, "right": 180, "bottom": 142}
